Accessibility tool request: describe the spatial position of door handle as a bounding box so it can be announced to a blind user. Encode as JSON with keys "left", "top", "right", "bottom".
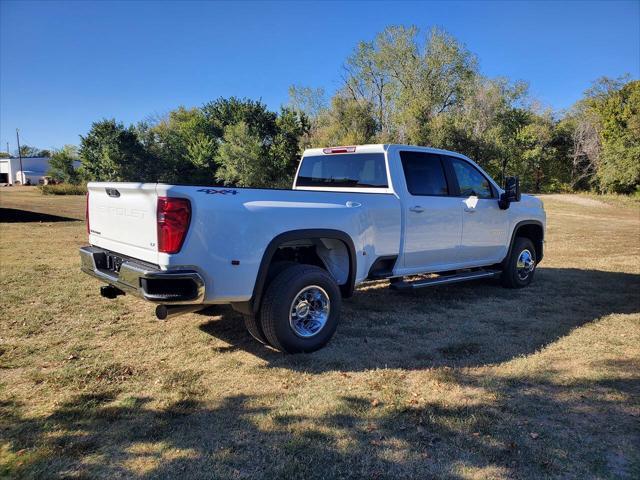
{"left": 464, "top": 208, "right": 477, "bottom": 213}
{"left": 346, "top": 201, "right": 361, "bottom": 208}
{"left": 409, "top": 206, "right": 425, "bottom": 213}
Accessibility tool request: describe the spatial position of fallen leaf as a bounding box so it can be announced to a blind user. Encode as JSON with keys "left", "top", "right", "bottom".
{"left": 371, "top": 399, "right": 380, "bottom": 407}
{"left": 530, "top": 432, "right": 539, "bottom": 439}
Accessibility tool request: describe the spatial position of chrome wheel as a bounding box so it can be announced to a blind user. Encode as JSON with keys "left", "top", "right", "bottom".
{"left": 289, "top": 285, "right": 330, "bottom": 338}
{"left": 516, "top": 249, "right": 535, "bottom": 280}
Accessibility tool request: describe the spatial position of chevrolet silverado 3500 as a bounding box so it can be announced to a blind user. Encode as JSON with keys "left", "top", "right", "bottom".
{"left": 80, "top": 144, "right": 545, "bottom": 353}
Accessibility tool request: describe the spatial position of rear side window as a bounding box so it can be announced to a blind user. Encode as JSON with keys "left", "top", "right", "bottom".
{"left": 297, "top": 153, "right": 388, "bottom": 188}
{"left": 400, "top": 151, "right": 449, "bottom": 196}
{"left": 449, "top": 158, "right": 494, "bottom": 199}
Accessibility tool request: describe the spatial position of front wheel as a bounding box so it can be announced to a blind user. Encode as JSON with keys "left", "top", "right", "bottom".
{"left": 260, "top": 264, "right": 341, "bottom": 353}
{"left": 501, "top": 237, "right": 537, "bottom": 288}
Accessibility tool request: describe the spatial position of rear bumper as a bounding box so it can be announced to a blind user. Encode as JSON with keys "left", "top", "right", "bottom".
{"left": 79, "top": 246, "right": 205, "bottom": 304}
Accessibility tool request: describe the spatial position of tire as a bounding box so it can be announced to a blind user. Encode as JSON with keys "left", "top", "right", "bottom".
{"left": 243, "top": 261, "right": 297, "bottom": 346}
{"left": 244, "top": 314, "right": 268, "bottom": 344}
{"left": 260, "top": 264, "right": 341, "bottom": 353}
{"left": 501, "top": 237, "right": 537, "bottom": 288}
{"left": 266, "top": 261, "right": 297, "bottom": 284}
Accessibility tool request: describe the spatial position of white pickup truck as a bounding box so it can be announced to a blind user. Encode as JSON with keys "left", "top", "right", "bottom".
{"left": 80, "top": 144, "right": 545, "bottom": 353}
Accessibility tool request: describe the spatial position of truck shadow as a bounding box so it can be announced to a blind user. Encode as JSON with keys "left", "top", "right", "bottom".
{"left": 0, "top": 207, "right": 80, "bottom": 223}
{"left": 198, "top": 267, "right": 640, "bottom": 372}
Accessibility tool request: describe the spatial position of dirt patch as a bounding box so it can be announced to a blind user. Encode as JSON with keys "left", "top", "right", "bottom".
{"left": 537, "top": 194, "right": 609, "bottom": 208}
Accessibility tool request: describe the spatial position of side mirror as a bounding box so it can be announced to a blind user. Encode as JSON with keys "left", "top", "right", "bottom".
{"left": 499, "top": 176, "right": 520, "bottom": 210}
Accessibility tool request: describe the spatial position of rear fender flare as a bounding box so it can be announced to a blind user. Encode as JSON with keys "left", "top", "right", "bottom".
{"left": 243, "top": 229, "right": 357, "bottom": 315}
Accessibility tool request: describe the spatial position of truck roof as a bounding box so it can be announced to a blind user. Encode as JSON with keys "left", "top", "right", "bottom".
{"left": 302, "top": 144, "right": 471, "bottom": 160}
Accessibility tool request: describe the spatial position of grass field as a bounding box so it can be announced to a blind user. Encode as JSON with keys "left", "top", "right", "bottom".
{"left": 1, "top": 187, "right": 639, "bottom": 479}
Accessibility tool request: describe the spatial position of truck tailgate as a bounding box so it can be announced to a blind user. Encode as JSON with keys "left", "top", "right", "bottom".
{"left": 87, "top": 182, "right": 159, "bottom": 265}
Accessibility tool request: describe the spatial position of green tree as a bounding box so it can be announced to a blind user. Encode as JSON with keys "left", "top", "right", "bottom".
{"left": 288, "top": 85, "right": 327, "bottom": 148}
{"left": 79, "top": 119, "right": 155, "bottom": 181}
{"left": 342, "top": 25, "right": 478, "bottom": 143}
{"left": 202, "top": 97, "right": 277, "bottom": 140}
{"left": 288, "top": 85, "right": 327, "bottom": 120}
{"left": 143, "top": 107, "right": 214, "bottom": 183}
{"left": 563, "top": 77, "right": 640, "bottom": 194}
{"left": 48, "top": 145, "right": 80, "bottom": 184}
{"left": 594, "top": 80, "right": 640, "bottom": 193}
{"left": 215, "top": 121, "right": 268, "bottom": 187}
{"left": 18, "top": 145, "right": 40, "bottom": 157}
{"left": 514, "top": 112, "right": 557, "bottom": 193}
{"left": 215, "top": 107, "right": 309, "bottom": 188}
{"left": 427, "top": 78, "right": 529, "bottom": 180}
{"left": 269, "top": 108, "right": 309, "bottom": 187}
{"left": 314, "top": 96, "right": 378, "bottom": 147}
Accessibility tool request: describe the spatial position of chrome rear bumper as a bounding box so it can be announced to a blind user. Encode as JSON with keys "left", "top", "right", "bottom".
{"left": 79, "top": 246, "right": 205, "bottom": 304}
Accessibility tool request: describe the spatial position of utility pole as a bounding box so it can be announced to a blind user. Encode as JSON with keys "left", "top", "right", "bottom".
{"left": 6, "top": 142, "right": 9, "bottom": 156}
{"left": 16, "top": 129, "right": 24, "bottom": 185}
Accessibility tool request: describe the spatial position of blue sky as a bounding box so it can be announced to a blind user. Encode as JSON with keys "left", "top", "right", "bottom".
{"left": 1, "top": 0, "right": 638, "bottom": 151}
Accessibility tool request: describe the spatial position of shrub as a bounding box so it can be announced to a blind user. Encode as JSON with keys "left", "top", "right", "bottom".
{"left": 38, "top": 184, "right": 87, "bottom": 195}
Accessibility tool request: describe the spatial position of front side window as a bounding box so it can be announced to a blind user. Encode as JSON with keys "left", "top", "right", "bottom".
{"left": 400, "top": 151, "right": 449, "bottom": 196}
{"left": 450, "top": 158, "right": 494, "bottom": 199}
{"left": 297, "top": 153, "right": 388, "bottom": 188}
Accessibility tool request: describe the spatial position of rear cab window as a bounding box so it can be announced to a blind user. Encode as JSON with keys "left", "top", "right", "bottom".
{"left": 400, "top": 151, "right": 449, "bottom": 196}
{"left": 296, "top": 153, "right": 388, "bottom": 189}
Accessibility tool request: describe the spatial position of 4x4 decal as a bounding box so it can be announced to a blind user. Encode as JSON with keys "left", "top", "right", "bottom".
{"left": 197, "top": 188, "right": 238, "bottom": 195}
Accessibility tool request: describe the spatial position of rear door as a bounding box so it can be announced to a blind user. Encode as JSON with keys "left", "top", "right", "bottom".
{"left": 399, "top": 151, "right": 462, "bottom": 271}
{"left": 87, "top": 182, "right": 159, "bottom": 265}
{"left": 443, "top": 156, "right": 509, "bottom": 265}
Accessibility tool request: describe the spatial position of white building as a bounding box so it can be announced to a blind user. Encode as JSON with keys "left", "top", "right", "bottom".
{"left": 0, "top": 157, "right": 80, "bottom": 185}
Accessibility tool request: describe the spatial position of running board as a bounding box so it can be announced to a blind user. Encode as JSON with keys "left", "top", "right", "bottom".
{"left": 390, "top": 269, "right": 501, "bottom": 290}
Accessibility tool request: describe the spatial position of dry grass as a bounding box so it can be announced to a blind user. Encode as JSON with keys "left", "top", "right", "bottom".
{"left": 1, "top": 188, "right": 639, "bottom": 479}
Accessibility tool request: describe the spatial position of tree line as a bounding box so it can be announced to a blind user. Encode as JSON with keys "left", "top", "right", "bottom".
{"left": 44, "top": 25, "right": 639, "bottom": 194}
{"left": 0, "top": 146, "right": 51, "bottom": 158}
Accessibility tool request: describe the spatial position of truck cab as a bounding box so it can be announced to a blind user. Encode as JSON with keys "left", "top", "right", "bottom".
{"left": 295, "top": 144, "right": 544, "bottom": 277}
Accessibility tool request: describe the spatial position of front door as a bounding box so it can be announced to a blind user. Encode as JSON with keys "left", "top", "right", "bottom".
{"left": 400, "top": 151, "right": 462, "bottom": 271}
{"left": 447, "top": 157, "right": 509, "bottom": 264}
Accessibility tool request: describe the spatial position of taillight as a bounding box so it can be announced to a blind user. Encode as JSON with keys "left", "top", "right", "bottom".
{"left": 85, "top": 192, "right": 90, "bottom": 234}
{"left": 157, "top": 197, "right": 191, "bottom": 254}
